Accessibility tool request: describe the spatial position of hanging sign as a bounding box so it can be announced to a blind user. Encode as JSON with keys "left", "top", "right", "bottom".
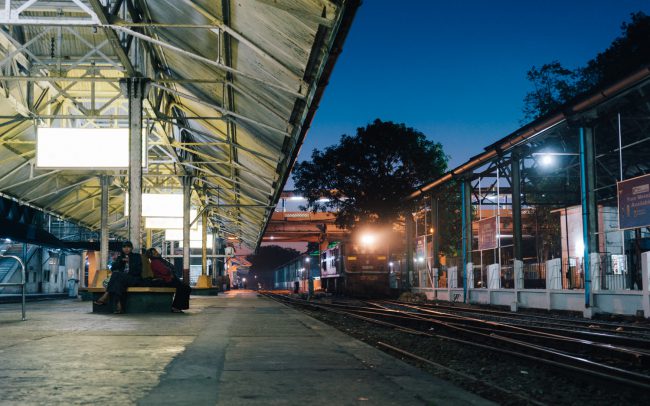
{"left": 618, "top": 174, "right": 650, "bottom": 229}
{"left": 477, "top": 216, "right": 498, "bottom": 251}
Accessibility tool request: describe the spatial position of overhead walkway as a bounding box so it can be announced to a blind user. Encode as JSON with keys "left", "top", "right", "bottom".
{"left": 0, "top": 292, "right": 492, "bottom": 405}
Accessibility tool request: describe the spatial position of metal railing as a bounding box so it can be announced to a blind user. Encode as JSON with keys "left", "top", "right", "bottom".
{"left": 592, "top": 253, "right": 640, "bottom": 291}
{"left": 0, "top": 254, "right": 26, "bottom": 320}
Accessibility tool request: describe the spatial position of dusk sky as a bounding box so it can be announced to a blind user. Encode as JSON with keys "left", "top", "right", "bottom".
{"left": 289, "top": 0, "right": 650, "bottom": 189}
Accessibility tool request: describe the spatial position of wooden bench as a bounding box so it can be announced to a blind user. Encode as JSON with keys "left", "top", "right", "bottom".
{"left": 88, "top": 287, "right": 177, "bottom": 314}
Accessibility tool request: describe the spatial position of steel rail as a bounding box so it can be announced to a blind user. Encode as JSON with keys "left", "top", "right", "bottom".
{"left": 263, "top": 293, "right": 650, "bottom": 390}
{"left": 376, "top": 341, "right": 548, "bottom": 406}
{"left": 383, "top": 301, "right": 650, "bottom": 346}
{"left": 388, "top": 300, "right": 650, "bottom": 333}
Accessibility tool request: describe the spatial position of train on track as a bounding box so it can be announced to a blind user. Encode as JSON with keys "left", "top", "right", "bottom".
{"left": 274, "top": 228, "right": 405, "bottom": 297}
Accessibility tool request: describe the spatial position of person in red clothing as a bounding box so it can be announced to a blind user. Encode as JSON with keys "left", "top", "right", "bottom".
{"left": 146, "top": 248, "right": 191, "bottom": 313}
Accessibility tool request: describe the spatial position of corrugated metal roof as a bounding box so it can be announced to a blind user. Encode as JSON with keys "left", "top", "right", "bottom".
{"left": 0, "top": 0, "right": 360, "bottom": 247}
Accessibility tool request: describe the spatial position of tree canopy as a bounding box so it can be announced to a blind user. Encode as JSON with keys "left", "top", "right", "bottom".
{"left": 292, "top": 119, "right": 448, "bottom": 228}
{"left": 523, "top": 12, "right": 650, "bottom": 121}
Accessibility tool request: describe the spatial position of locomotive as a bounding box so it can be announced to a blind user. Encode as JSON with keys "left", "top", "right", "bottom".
{"left": 319, "top": 228, "right": 404, "bottom": 297}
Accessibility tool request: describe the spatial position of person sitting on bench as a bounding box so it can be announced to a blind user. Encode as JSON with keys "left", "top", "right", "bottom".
{"left": 94, "top": 240, "right": 143, "bottom": 314}
{"left": 146, "top": 248, "right": 191, "bottom": 313}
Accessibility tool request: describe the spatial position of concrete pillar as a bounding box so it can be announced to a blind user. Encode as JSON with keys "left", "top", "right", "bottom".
{"left": 512, "top": 259, "right": 523, "bottom": 312}
{"left": 125, "top": 78, "right": 148, "bottom": 252}
{"left": 99, "top": 175, "right": 109, "bottom": 269}
{"left": 466, "top": 262, "right": 473, "bottom": 290}
{"left": 514, "top": 259, "right": 524, "bottom": 289}
{"left": 546, "top": 258, "right": 562, "bottom": 290}
{"left": 487, "top": 263, "right": 500, "bottom": 289}
{"left": 182, "top": 176, "right": 191, "bottom": 284}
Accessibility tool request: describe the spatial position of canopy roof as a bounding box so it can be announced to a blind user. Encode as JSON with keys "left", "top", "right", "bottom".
{"left": 0, "top": 0, "right": 359, "bottom": 247}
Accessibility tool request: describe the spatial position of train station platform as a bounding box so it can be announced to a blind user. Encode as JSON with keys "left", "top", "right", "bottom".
{"left": 0, "top": 290, "right": 492, "bottom": 405}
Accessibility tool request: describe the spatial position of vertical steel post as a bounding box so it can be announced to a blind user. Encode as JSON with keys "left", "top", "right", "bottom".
{"left": 202, "top": 210, "right": 208, "bottom": 276}
{"left": 618, "top": 113, "right": 626, "bottom": 271}
{"left": 126, "top": 78, "right": 147, "bottom": 252}
{"left": 211, "top": 230, "right": 217, "bottom": 278}
{"left": 405, "top": 208, "right": 415, "bottom": 290}
{"left": 432, "top": 195, "right": 439, "bottom": 269}
{"left": 580, "top": 127, "right": 597, "bottom": 307}
{"left": 183, "top": 176, "right": 191, "bottom": 284}
{"left": 100, "top": 175, "right": 109, "bottom": 269}
{"left": 511, "top": 154, "right": 522, "bottom": 261}
{"left": 462, "top": 178, "right": 472, "bottom": 302}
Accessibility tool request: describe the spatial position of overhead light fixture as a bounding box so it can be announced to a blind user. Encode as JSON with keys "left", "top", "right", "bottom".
{"left": 540, "top": 154, "right": 554, "bottom": 166}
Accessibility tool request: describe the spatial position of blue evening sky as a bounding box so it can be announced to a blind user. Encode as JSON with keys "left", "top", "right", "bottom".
{"left": 289, "top": 0, "right": 650, "bottom": 188}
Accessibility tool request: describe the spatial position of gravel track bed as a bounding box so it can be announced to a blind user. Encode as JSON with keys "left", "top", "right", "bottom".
{"left": 287, "top": 299, "right": 648, "bottom": 406}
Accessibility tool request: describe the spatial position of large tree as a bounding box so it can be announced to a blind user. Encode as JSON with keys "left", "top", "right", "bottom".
{"left": 523, "top": 12, "right": 650, "bottom": 121}
{"left": 292, "top": 119, "right": 448, "bottom": 228}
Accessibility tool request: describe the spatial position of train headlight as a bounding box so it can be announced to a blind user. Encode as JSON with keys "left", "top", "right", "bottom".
{"left": 360, "top": 233, "right": 376, "bottom": 246}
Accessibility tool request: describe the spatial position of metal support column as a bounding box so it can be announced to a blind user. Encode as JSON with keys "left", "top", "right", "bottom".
{"left": 462, "top": 178, "right": 472, "bottom": 303}
{"left": 182, "top": 176, "right": 191, "bottom": 284}
{"left": 202, "top": 210, "right": 208, "bottom": 275}
{"left": 511, "top": 154, "right": 522, "bottom": 261}
{"left": 432, "top": 195, "right": 439, "bottom": 269}
{"left": 100, "top": 175, "right": 109, "bottom": 269}
{"left": 195, "top": 208, "right": 212, "bottom": 288}
{"left": 405, "top": 208, "right": 415, "bottom": 290}
{"left": 125, "top": 78, "right": 148, "bottom": 252}
{"left": 211, "top": 230, "right": 217, "bottom": 277}
{"left": 580, "top": 127, "right": 598, "bottom": 309}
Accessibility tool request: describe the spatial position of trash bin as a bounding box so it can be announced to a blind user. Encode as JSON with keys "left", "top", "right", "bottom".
{"left": 67, "top": 278, "right": 79, "bottom": 298}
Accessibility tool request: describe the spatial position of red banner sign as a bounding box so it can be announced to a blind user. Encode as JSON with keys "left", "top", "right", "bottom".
{"left": 477, "top": 216, "right": 498, "bottom": 251}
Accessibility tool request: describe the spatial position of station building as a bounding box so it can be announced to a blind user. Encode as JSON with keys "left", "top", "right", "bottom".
{"left": 406, "top": 66, "right": 650, "bottom": 318}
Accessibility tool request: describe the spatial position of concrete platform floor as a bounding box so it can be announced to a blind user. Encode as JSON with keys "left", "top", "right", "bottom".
{"left": 0, "top": 290, "right": 494, "bottom": 405}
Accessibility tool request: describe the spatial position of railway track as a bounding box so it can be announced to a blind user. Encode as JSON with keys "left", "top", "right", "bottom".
{"left": 262, "top": 292, "right": 650, "bottom": 392}
{"left": 381, "top": 300, "right": 650, "bottom": 337}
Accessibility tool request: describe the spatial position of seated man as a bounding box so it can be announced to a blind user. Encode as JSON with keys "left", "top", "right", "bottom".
{"left": 146, "top": 248, "right": 191, "bottom": 313}
{"left": 94, "top": 240, "right": 143, "bottom": 314}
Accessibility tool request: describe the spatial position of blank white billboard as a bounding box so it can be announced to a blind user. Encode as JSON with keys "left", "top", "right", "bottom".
{"left": 145, "top": 209, "right": 199, "bottom": 230}
{"left": 178, "top": 237, "right": 213, "bottom": 249}
{"left": 165, "top": 228, "right": 206, "bottom": 241}
{"left": 36, "top": 127, "right": 146, "bottom": 169}
{"left": 125, "top": 193, "right": 184, "bottom": 217}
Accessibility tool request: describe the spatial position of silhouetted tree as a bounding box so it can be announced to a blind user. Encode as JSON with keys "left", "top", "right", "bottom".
{"left": 292, "top": 119, "right": 448, "bottom": 229}
{"left": 522, "top": 61, "right": 577, "bottom": 121}
{"left": 523, "top": 12, "right": 650, "bottom": 121}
